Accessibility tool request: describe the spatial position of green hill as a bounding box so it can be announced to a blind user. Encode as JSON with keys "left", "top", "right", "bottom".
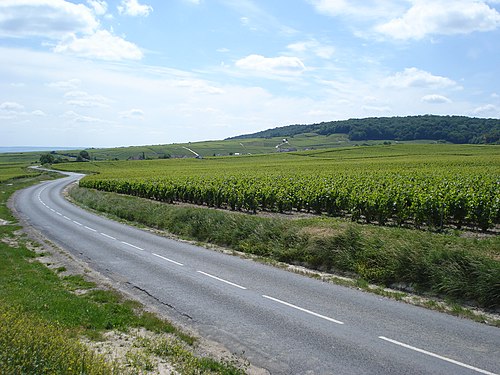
{"left": 3, "top": 115, "right": 498, "bottom": 164}
{"left": 229, "top": 115, "right": 500, "bottom": 144}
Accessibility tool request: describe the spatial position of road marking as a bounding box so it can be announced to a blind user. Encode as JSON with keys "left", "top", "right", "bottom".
{"left": 84, "top": 226, "right": 97, "bottom": 232}
{"left": 100, "top": 233, "right": 116, "bottom": 240}
{"left": 197, "top": 271, "right": 247, "bottom": 290}
{"left": 379, "top": 336, "right": 498, "bottom": 375}
{"left": 63, "top": 216, "right": 71, "bottom": 220}
{"left": 262, "top": 295, "right": 344, "bottom": 325}
{"left": 73, "top": 220, "right": 83, "bottom": 226}
{"left": 56, "top": 212, "right": 62, "bottom": 216}
{"left": 152, "top": 253, "right": 184, "bottom": 266}
{"left": 121, "top": 241, "right": 144, "bottom": 251}
{"left": 50, "top": 208, "right": 55, "bottom": 212}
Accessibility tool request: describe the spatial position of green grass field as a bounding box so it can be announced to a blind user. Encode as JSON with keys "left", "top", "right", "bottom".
{"left": 69, "top": 133, "right": 353, "bottom": 160}
{"left": 0, "top": 133, "right": 437, "bottom": 164}
{"left": 0, "top": 163, "right": 40, "bottom": 183}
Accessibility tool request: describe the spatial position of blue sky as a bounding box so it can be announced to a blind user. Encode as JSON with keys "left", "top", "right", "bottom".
{"left": 1, "top": 0, "right": 499, "bottom": 147}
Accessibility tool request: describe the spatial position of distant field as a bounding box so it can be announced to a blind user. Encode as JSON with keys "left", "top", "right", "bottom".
{"left": 0, "top": 134, "right": 445, "bottom": 164}
{"left": 75, "top": 133, "right": 353, "bottom": 160}
{"left": 0, "top": 163, "right": 39, "bottom": 183}
{"left": 56, "top": 144, "right": 500, "bottom": 231}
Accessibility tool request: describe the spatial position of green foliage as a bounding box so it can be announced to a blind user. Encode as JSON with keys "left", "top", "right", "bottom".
{"left": 40, "top": 153, "right": 55, "bottom": 164}
{"left": 79, "top": 150, "right": 90, "bottom": 160}
{"left": 63, "top": 144, "right": 500, "bottom": 231}
{"left": 0, "top": 163, "right": 39, "bottom": 183}
{"left": 0, "top": 304, "right": 119, "bottom": 374}
{"left": 135, "top": 335, "right": 247, "bottom": 374}
{"left": 231, "top": 115, "right": 500, "bottom": 144}
{"left": 69, "top": 185, "right": 500, "bottom": 308}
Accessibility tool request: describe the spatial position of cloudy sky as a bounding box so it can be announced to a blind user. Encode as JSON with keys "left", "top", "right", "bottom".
{"left": 1, "top": 0, "right": 499, "bottom": 147}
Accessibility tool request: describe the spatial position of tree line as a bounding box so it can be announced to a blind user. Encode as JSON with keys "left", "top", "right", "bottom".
{"left": 230, "top": 115, "right": 499, "bottom": 144}
{"left": 39, "top": 150, "right": 90, "bottom": 164}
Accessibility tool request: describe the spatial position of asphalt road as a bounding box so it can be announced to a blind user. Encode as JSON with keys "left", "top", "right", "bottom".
{"left": 14, "top": 172, "right": 500, "bottom": 375}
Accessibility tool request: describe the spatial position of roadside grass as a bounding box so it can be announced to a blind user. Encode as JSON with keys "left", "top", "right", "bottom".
{"left": 0, "top": 304, "right": 119, "bottom": 374}
{"left": 69, "top": 186, "right": 500, "bottom": 317}
{"left": 0, "top": 174, "right": 247, "bottom": 374}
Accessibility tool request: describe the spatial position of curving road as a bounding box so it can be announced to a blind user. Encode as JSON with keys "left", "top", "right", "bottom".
{"left": 14, "top": 172, "right": 500, "bottom": 375}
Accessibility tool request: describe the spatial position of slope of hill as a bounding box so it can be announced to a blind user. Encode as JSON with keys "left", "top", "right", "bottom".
{"left": 3, "top": 115, "right": 498, "bottom": 164}
{"left": 229, "top": 115, "right": 500, "bottom": 144}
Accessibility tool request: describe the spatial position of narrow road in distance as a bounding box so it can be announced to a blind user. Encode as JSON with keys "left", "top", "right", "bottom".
{"left": 14, "top": 172, "right": 500, "bottom": 375}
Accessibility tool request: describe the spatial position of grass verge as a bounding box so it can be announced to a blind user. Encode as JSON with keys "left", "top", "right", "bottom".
{"left": 0, "top": 174, "right": 248, "bottom": 374}
{"left": 69, "top": 186, "right": 500, "bottom": 315}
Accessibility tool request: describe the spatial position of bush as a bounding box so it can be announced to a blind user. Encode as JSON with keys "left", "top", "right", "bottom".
{"left": 0, "top": 304, "right": 119, "bottom": 374}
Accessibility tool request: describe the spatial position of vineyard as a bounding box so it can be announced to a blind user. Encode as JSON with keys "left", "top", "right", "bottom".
{"left": 0, "top": 163, "right": 39, "bottom": 183}
{"left": 58, "top": 144, "right": 500, "bottom": 231}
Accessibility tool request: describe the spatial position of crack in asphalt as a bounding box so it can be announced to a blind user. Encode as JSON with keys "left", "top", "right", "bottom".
{"left": 129, "top": 282, "right": 194, "bottom": 320}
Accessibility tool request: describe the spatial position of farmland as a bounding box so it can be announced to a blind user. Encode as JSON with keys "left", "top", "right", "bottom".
{"left": 60, "top": 143, "right": 500, "bottom": 311}
{"left": 57, "top": 144, "right": 500, "bottom": 232}
{"left": 0, "top": 163, "right": 40, "bottom": 183}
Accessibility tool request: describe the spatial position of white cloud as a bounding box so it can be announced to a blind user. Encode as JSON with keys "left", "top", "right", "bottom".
{"left": 118, "top": 0, "right": 153, "bottom": 17}
{"left": 376, "top": 0, "right": 500, "bottom": 40}
{"left": 473, "top": 104, "right": 499, "bottom": 116}
{"left": 308, "top": 0, "right": 405, "bottom": 19}
{"left": 0, "top": 0, "right": 98, "bottom": 39}
{"left": 173, "top": 79, "right": 225, "bottom": 94}
{"left": 61, "top": 110, "right": 106, "bottom": 123}
{"left": 54, "top": 30, "right": 143, "bottom": 61}
{"left": 235, "top": 54, "right": 306, "bottom": 76}
{"left": 220, "top": 0, "right": 297, "bottom": 35}
{"left": 421, "top": 94, "right": 452, "bottom": 104}
{"left": 47, "top": 79, "right": 81, "bottom": 90}
{"left": 32, "top": 109, "right": 47, "bottom": 116}
{"left": 87, "top": 0, "right": 108, "bottom": 16}
{"left": 0, "top": 101, "right": 26, "bottom": 120}
{"left": 309, "top": 1, "right": 500, "bottom": 40}
{"left": 362, "top": 105, "right": 391, "bottom": 113}
{"left": 120, "top": 108, "right": 145, "bottom": 119}
{"left": 0, "top": 1, "right": 143, "bottom": 61}
{"left": 240, "top": 17, "right": 250, "bottom": 26}
{"left": 384, "top": 67, "right": 459, "bottom": 89}
{"left": 0, "top": 102, "right": 25, "bottom": 111}
{"left": 287, "top": 39, "right": 335, "bottom": 59}
{"left": 64, "top": 90, "right": 111, "bottom": 108}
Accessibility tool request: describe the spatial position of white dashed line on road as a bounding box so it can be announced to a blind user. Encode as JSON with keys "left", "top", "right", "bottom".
{"left": 197, "top": 271, "right": 247, "bottom": 290}
{"left": 378, "top": 337, "right": 498, "bottom": 375}
{"left": 262, "top": 295, "right": 344, "bottom": 325}
{"left": 100, "top": 233, "right": 116, "bottom": 240}
{"left": 152, "top": 253, "right": 184, "bottom": 266}
{"left": 121, "top": 241, "right": 144, "bottom": 251}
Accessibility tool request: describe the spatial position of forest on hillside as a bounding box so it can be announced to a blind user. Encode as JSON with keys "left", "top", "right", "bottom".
{"left": 229, "top": 115, "right": 499, "bottom": 144}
